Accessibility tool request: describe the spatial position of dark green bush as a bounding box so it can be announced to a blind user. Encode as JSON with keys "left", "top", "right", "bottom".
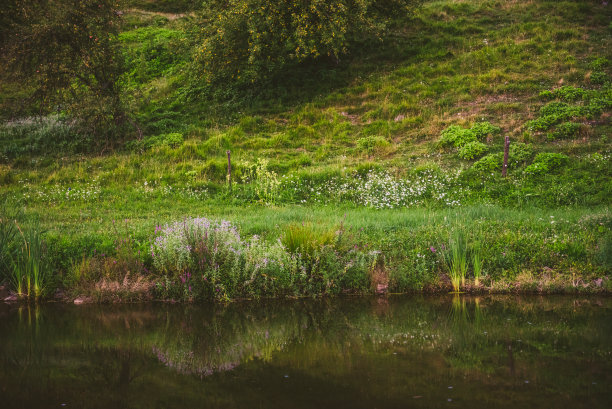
{"left": 508, "top": 142, "right": 534, "bottom": 166}
{"left": 191, "top": 0, "right": 421, "bottom": 95}
{"left": 458, "top": 141, "right": 487, "bottom": 160}
{"left": 472, "top": 153, "right": 503, "bottom": 173}
{"left": 524, "top": 153, "right": 570, "bottom": 176}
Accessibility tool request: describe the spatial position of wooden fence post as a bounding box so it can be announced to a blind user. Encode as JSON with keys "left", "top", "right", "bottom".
{"left": 502, "top": 136, "right": 510, "bottom": 177}
{"left": 226, "top": 150, "right": 232, "bottom": 190}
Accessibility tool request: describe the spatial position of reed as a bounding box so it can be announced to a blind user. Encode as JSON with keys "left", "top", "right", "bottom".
{"left": 472, "top": 242, "right": 483, "bottom": 287}
{"left": 444, "top": 228, "right": 468, "bottom": 293}
{"left": 11, "top": 222, "right": 50, "bottom": 299}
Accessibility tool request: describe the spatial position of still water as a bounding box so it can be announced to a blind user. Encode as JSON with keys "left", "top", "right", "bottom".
{"left": 0, "top": 295, "right": 610, "bottom": 408}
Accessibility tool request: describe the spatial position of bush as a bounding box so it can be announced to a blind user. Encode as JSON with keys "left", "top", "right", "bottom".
{"left": 472, "top": 153, "right": 503, "bottom": 173}
{"left": 524, "top": 153, "right": 569, "bottom": 176}
{"left": 590, "top": 71, "right": 608, "bottom": 85}
{"left": 458, "top": 141, "right": 487, "bottom": 160}
{"left": 509, "top": 142, "right": 534, "bottom": 165}
{"left": 439, "top": 125, "right": 477, "bottom": 148}
{"left": 150, "top": 217, "right": 378, "bottom": 300}
{"left": 471, "top": 122, "right": 501, "bottom": 139}
{"left": 439, "top": 122, "right": 499, "bottom": 149}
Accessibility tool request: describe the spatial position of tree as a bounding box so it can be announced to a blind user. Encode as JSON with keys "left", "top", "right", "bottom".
{"left": 192, "top": 0, "right": 422, "bottom": 91}
{"left": 0, "top": 0, "right": 128, "bottom": 140}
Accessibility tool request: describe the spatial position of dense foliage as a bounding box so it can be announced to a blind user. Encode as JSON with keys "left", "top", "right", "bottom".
{"left": 192, "top": 0, "right": 422, "bottom": 93}
{"left": 0, "top": 0, "right": 127, "bottom": 140}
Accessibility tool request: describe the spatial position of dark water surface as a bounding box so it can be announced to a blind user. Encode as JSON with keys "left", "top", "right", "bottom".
{"left": 0, "top": 295, "right": 610, "bottom": 409}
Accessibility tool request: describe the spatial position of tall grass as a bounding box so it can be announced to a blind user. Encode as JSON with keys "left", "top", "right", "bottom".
{"left": 472, "top": 242, "right": 483, "bottom": 287}
{"left": 0, "top": 205, "right": 19, "bottom": 280}
{"left": 444, "top": 228, "right": 468, "bottom": 293}
{"left": 280, "top": 223, "right": 335, "bottom": 257}
{"left": 11, "top": 223, "right": 50, "bottom": 299}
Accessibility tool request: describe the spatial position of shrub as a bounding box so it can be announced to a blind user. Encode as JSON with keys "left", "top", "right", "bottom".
{"left": 590, "top": 71, "right": 608, "bottom": 85}
{"left": 470, "top": 122, "right": 501, "bottom": 139}
{"left": 509, "top": 142, "right": 534, "bottom": 165}
{"left": 439, "top": 125, "right": 477, "bottom": 148}
{"left": 150, "top": 217, "right": 379, "bottom": 300}
{"left": 527, "top": 102, "right": 579, "bottom": 131}
{"left": 458, "top": 141, "right": 487, "bottom": 160}
{"left": 589, "top": 57, "right": 610, "bottom": 71}
{"left": 472, "top": 153, "right": 503, "bottom": 173}
{"left": 523, "top": 153, "right": 570, "bottom": 176}
{"left": 439, "top": 122, "right": 499, "bottom": 149}
{"left": 151, "top": 221, "right": 194, "bottom": 275}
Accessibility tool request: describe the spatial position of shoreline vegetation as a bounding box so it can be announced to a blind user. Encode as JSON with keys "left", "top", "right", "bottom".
{"left": 1, "top": 0, "right": 611, "bottom": 303}
{"left": 1, "top": 206, "right": 610, "bottom": 304}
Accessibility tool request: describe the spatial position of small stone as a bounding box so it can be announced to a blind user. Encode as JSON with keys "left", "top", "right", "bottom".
{"left": 4, "top": 294, "right": 18, "bottom": 302}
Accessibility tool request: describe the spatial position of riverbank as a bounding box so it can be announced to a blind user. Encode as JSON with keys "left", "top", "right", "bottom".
{"left": 1, "top": 205, "right": 610, "bottom": 304}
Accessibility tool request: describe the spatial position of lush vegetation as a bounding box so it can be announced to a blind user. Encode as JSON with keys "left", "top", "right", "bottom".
{"left": 0, "top": 0, "right": 610, "bottom": 301}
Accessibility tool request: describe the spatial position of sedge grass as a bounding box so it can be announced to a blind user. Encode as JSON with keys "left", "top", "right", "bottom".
{"left": 472, "top": 243, "right": 483, "bottom": 287}
{"left": 11, "top": 222, "right": 50, "bottom": 299}
{"left": 444, "top": 228, "right": 468, "bottom": 293}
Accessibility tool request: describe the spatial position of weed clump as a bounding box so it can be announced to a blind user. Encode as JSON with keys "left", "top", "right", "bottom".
{"left": 547, "top": 122, "right": 582, "bottom": 141}
{"left": 524, "top": 153, "right": 569, "bottom": 176}
{"left": 458, "top": 141, "right": 487, "bottom": 160}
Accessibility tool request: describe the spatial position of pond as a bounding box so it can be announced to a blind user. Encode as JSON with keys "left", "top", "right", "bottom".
{"left": 0, "top": 295, "right": 610, "bottom": 408}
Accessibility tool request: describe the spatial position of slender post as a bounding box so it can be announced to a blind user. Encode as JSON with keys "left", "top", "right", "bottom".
{"left": 226, "top": 150, "right": 232, "bottom": 190}
{"left": 502, "top": 136, "right": 510, "bottom": 177}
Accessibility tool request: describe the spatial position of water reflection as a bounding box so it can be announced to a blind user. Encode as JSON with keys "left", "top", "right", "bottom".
{"left": 0, "top": 296, "right": 610, "bottom": 408}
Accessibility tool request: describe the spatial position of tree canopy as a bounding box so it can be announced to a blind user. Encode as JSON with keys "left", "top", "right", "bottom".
{"left": 193, "top": 0, "right": 422, "bottom": 91}
{"left": 0, "top": 0, "right": 126, "bottom": 138}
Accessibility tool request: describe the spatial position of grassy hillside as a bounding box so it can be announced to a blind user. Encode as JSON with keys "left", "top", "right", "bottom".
{"left": 0, "top": 0, "right": 610, "bottom": 300}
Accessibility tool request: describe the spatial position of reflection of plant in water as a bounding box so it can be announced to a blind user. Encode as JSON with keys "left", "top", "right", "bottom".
{"left": 450, "top": 295, "right": 468, "bottom": 326}
{"left": 0, "top": 297, "right": 610, "bottom": 407}
{"left": 149, "top": 304, "right": 313, "bottom": 376}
